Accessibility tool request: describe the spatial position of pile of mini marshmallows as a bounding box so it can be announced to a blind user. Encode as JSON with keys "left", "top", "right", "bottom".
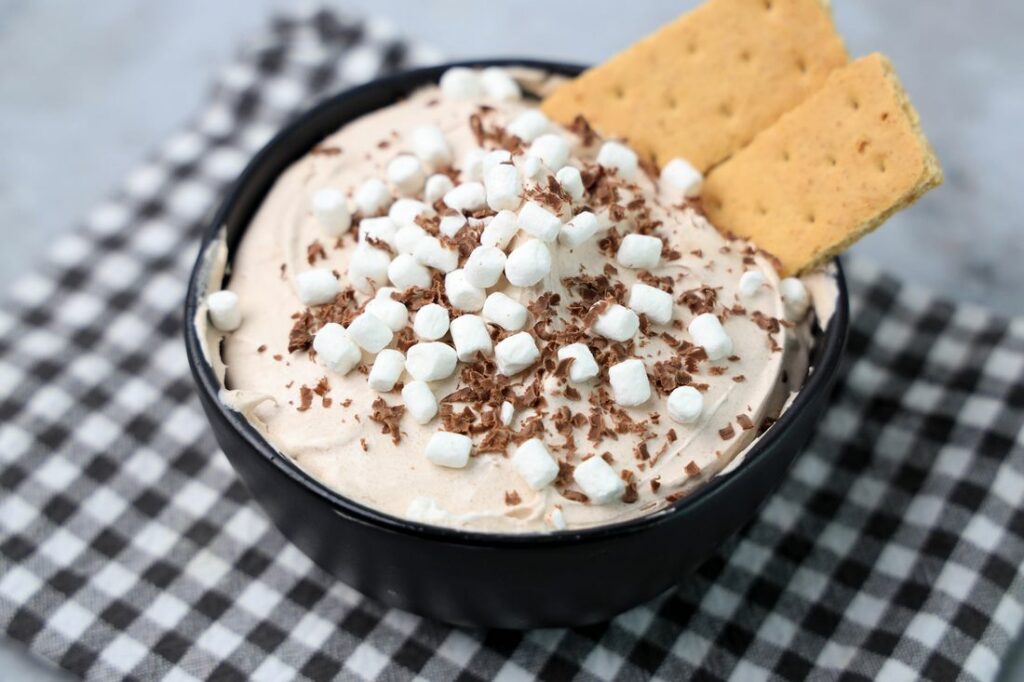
{"left": 206, "top": 67, "right": 811, "bottom": 505}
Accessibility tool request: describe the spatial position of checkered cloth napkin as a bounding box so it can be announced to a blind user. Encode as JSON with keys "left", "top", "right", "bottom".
{"left": 1, "top": 7, "right": 1022, "bottom": 682}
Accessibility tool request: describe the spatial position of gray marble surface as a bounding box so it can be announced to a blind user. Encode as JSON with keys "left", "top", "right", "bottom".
{"left": 1, "top": 1, "right": 1020, "bottom": 679}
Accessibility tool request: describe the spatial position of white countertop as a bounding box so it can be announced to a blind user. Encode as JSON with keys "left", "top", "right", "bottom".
{"left": 1, "top": 0, "right": 1020, "bottom": 678}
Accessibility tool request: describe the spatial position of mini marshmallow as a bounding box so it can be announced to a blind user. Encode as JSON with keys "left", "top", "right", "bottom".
{"left": 364, "top": 296, "right": 409, "bottom": 332}
{"left": 311, "top": 188, "right": 351, "bottom": 236}
{"left": 482, "top": 292, "right": 528, "bottom": 331}
{"left": 667, "top": 385, "right": 703, "bottom": 424}
{"left": 482, "top": 149, "right": 512, "bottom": 174}
{"left": 549, "top": 506, "right": 567, "bottom": 530}
{"left": 406, "top": 342, "right": 458, "bottom": 382}
{"left": 402, "top": 380, "right": 438, "bottom": 424}
{"left": 480, "top": 210, "right": 519, "bottom": 250}
{"left": 484, "top": 163, "right": 522, "bottom": 211}
{"left": 406, "top": 497, "right": 449, "bottom": 523}
{"left": 413, "top": 303, "right": 450, "bottom": 340}
{"left": 592, "top": 303, "right": 640, "bottom": 342}
{"left": 597, "top": 141, "right": 638, "bottom": 180}
{"left": 388, "top": 198, "right": 430, "bottom": 228}
{"left": 660, "top": 157, "right": 703, "bottom": 198}
{"left": 414, "top": 236, "right": 459, "bottom": 273}
{"left": 780, "top": 277, "right": 810, "bottom": 320}
{"left": 387, "top": 254, "right": 432, "bottom": 290}
{"left": 464, "top": 150, "right": 490, "bottom": 183}
{"left": 628, "top": 283, "right": 674, "bottom": 325}
{"left": 387, "top": 155, "right": 425, "bottom": 197}
{"left": 529, "top": 134, "right": 570, "bottom": 171}
{"left": 346, "top": 312, "right": 393, "bottom": 353}
{"left": 439, "top": 67, "right": 482, "bottom": 99}
{"left": 555, "top": 166, "right": 585, "bottom": 202}
{"left": 395, "top": 224, "right": 428, "bottom": 255}
{"left": 368, "top": 349, "right": 405, "bottom": 392}
{"left": 444, "top": 269, "right": 486, "bottom": 312}
{"left": 424, "top": 173, "right": 455, "bottom": 204}
{"left": 439, "top": 213, "right": 467, "bottom": 238}
{"left": 207, "top": 290, "right": 241, "bottom": 332}
{"left": 688, "top": 312, "right": 733, "bottom": 361}
{"left": 449, "top": 314, "right": 493, "bottom": 361}
{"left": 505, "top": 239, "right": 552, "bottom": 287}
{"left": 411, "top": 125, "right": 452, "bottom": 169}
{"left": 312, "top": 323, "right": 361, "bottom": 375}
{"left": 354, "top": 178, "right": 392, "bottom": 216}
{"left": 517, "top": 202, "right": 562, "bottom": 242}
{"left": 425, "top": 431, "right": 472, "bottom": 468}
{"left": 358, "top": 216, "right": 398, "bottom": 250}
{"left": 295, "top": 268, "right": 340, "bottom": 305}
{"left": 511, "top": 439, "right": 559, "bottom": 490}
{"left": 464, "top": 246, "right": 507, "bottom": 289}
{"left": 616, "top": 233, "right": 663, "bottom": 269}
{"left": 494, "top": 331, "right": 540, "bottom": 376}
{"left": 739, "top": 270, "right": 767, "bottom": 298}
{"left": 347, "top": 245, "right": 392, "bottom": 294}
{"left": 500, "top": 401, "right": 514, "bottom": 426}
{"left": 556, "top": 343, "right": 600, "bottom": 383}
{"left": 608, "top": 358, "right": 651, "bottom": 407}
{"left": 444, "top": 182, "right": 487, "bottom": 212}
{"left": 520, "top": 154, "right": 544, "bottom": 180}
{"left": 507, "top": 109, "right": 549, "bottom": 143}
{"left": 558, "top": 211, "right": 599, "bottom": 248}
{"left": 480, "top": 67, "right": 521, "bottom": 101}
{"left": 573, "top": 456, "right": 625, "bottom": 504}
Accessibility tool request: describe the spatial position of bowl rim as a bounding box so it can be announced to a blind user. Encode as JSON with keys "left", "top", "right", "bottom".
{"left": 183, "top": 58, "right": 850, "bottom": 548}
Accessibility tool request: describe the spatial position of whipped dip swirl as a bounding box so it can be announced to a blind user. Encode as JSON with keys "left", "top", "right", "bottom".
{"left": 199, "top": 67, "right": 825, "bottom": 533}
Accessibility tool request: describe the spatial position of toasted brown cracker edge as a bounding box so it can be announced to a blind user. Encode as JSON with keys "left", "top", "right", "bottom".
{"left": 540, "top": 0, "right": 848, "bottom": 172}
{"left": 702, "top": 53, "right": 943, "bottom": 276}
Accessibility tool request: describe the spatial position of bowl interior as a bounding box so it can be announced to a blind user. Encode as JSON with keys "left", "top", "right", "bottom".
{"left": 183, "top": 58, "right": 850, "bottom": 548}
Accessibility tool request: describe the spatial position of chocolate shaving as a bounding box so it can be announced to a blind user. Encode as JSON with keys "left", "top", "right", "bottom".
{"left": 737, "top": 414, "right": 755, "bottom": 430}
{"left": 297, "top": 386, "right": 313, "bottom": 412}
{"left": 678, "top": 285, "right": 720, "bottom": 315}
{"left": 684, "top": 461, "right": 701, "bottom": 476}
{"left": 307, "top": 240, "right": 328, "bottom": 264}
{"left": 568, "top": 114, "right": 598, "bottom": 146}
{"left": 718, "top": 423, "right": 736, "bottom": 440}
{"left": 505, "top": 490, "right": 522, "bottom": 506}
{"left": 369, "top": 398, "right": 405, "bottom": 444}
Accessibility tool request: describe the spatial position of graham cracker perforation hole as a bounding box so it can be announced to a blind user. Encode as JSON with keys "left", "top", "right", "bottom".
{"left": 612, "top": 84, "right": 626, "bottom": 99}
{"left": 686, "top": 42, "right": 698, "bottom": 55}
{"left": 781, "top": 150, "right": 791, "bottom": 162}
{"left": 740, "top": 50, "right": 752, "bottom": 63}
{"left": 806, "top": 213, "right": 817, "bottom": 224}
{"left": 796, "top": 57, "right": 808, "bottom": 74}
{"left": 763, "top": 0, "right": 773, "bottom": 9}
{"left": 719, "top": 102, "right": 734, "bottom": 118}
{"left": 826, "top": 154, "right": 837, "bottom": 167}
{"left": 849, "top": 96, "right": 861, "bottom": 111}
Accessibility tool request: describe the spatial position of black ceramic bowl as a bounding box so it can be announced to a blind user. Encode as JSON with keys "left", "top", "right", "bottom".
{"left": 184, "top": 59, "right": 849, "bottom": 628}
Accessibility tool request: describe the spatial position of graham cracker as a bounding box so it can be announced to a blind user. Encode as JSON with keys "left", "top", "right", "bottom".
{"left": 540, "top": 0, "right": 848, "bottom": 171}
{"left": 702, "top": 53, "right": 944, "bottom": 275}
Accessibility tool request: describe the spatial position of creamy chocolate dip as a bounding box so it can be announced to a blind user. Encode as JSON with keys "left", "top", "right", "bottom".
{"left": 197, "top": 67, "right": 830, "bottom": 533}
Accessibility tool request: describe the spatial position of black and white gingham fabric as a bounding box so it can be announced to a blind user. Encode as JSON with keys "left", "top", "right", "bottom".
{"left": 1, "top": 7, "right": 1022, "bottom": 681}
